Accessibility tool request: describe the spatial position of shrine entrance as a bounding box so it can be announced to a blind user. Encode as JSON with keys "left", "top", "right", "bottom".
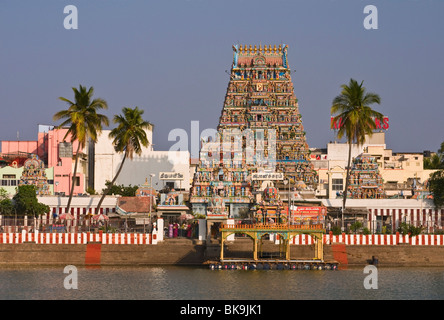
{"left": 210, "top": 222, "right": 222, "bottom": 239}
{"left": 206, "top": 219, "right": 225, "bottom": 243}
{"left": 257, "top": 233, "right": 287, "bottom": 259}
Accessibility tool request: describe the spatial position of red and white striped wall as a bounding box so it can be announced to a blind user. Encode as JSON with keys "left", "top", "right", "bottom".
{"left": 369, "top": 208, "right": 444, "bottom": 232}
{"left": 323, "top": 232, "right": 444, "bottom": 246}
{"left": 290, "top": 234, "right": 316, "bottom": 245}
{"left": 285, "top": 233, "right": 444, "bottom": 246}
{"left": 0, "top": 231, "right": 157, "bottom": 245}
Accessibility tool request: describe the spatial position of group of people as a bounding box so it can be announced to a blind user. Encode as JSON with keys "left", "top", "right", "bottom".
{"left": 165, "top": 221, "right": 197, "bottom": 238}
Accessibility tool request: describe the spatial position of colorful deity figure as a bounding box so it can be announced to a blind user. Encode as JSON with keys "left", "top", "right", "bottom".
{"left": 165, "top": 193, "right": 178, "bottom": 205}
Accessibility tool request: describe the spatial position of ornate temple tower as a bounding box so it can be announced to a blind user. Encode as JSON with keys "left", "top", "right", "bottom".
{"left": 190, "top": 44, "right": 317, "bottom": 222}
{"left": 19, "top": 155, "right": 51, "bottom": 195}
{"left": 348, "top": 153, "right": 386, "bottom": 199}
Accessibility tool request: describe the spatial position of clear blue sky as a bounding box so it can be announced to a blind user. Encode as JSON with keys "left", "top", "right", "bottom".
{"left": 1, "top": 0, "right": 443, "bottom": 158}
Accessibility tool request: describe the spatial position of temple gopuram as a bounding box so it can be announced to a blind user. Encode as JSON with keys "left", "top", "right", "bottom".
{"left": 190, "top": 44, "right": 318, "bottom": 230}
{"left": 348, "top": 153, "right": 386, "bottom": 199}
{"left": 19, "top": 155, "right": 51, "bottom": 195}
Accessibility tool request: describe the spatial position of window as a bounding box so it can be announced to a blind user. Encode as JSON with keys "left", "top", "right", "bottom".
{"left": 332, "top": 178, "right": 343, "bottom": 191}
{"left": 59, "top": 142, "right": 73, "bottom": 158}
{"left": 75, "top": 176, "right": 80, "bottom": 187}
{"left": 1, "top": 174, "right": 17, "bottom": 186}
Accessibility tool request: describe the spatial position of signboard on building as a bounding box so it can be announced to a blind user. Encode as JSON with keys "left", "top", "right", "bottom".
{"left": 291, "top": 206, "right": 326, "bottom": 215}
{"left": 331, "top": 116, "right": 389, "bottom": 130}
{"left": 310, "top": 154, "right": 327, "bottom": 160}
{"left": 288, "top": 206, "right": 326, "bottom": 224}
{"left": 159, "top": 172, "right": 184, "bottom": 180}
{"left": 251, "top": 172, "right": 284, "bottom": 180}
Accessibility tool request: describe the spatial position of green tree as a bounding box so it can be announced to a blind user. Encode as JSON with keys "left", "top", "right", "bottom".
{"left": 0, "top": 187, "right": 13, "bottom": 216}
{"left": 425, "top": 142, "right": 444, "bottom": 208}
{"left": 397, "top": 222, "right": 423, "bottom": 237}
{"left": 424, "top": 142, "right": 444, "bottom": 169}
{"left": 0, "top": 199, "right": 14, "bottom": 216}
{"left": 96, "top": 107, "right": 152, "bottom": 213}
{"left": 429, "top": 170, "right": 444, "bottom": 209}
{"left": 13, "top": 185, "right": 49, "bottom": 216}
{"left": 350, "top": 221, "right": 363, "bottom": 234}
{"left": 102, "top": 181, "right": 139, "bottom": 197}
{"left": 53, "top": 85, "right": 109, "bottom": 213}
{"left": 331, "top": 79, "right": 383, "bottom": 229}
{"left": 0, "top": 187, "right": 9, "bottom": 200}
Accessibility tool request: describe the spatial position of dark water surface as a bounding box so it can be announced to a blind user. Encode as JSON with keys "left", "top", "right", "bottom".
{"left": 1, "top": 265, "right": 443, "bottom": 300}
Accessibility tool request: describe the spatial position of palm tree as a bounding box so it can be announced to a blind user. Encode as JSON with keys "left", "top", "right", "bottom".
{"left": 53, "top": 85, "right": 109, "bottom": 213}
{"left": 330, "top": 78, "right": 383, "bottom": 230}
{"left": 95, "top": 106, "right": 153, "bottom": 213}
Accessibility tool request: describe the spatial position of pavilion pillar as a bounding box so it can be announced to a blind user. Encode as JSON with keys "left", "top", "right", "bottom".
{"left": 253, "top": 238, "right": 258, "bottom": 261}
{"left": 220, "top": 235, "right": 224, "bottom": 261}
{"left": 285, "top": 238, "right": 291, "bottom": 260}
{"left": 314, "top": 235, "right": 324, "bottom": 261}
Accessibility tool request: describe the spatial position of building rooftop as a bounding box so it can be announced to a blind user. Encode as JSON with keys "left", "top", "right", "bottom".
{"left": 117, "top": 197, "right": 152, "bottom": 214}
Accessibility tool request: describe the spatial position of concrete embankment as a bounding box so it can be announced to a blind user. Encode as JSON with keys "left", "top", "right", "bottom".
{"left": 1, "top": 238, "right": 444, "bottom": 267}
{"left": 0, "top": 239, "right": 206, "bottom": 266}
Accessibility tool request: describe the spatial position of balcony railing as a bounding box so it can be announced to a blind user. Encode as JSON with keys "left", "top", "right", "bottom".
{"left": 220, "top": 223, "right": 324, "bottom": 230}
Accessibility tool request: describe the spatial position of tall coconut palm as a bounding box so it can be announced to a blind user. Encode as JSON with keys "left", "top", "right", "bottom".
{"left": 330, "top": 78, "right": 383, "bottom": 229}
{"left": 95, "top": 106, "right": 153, "bottom": 213}
{"left": 53, "top": 85, "right": 109, "bottom": 213}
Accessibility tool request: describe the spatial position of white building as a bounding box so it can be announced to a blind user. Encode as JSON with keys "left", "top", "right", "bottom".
{"left": 311, "top": 132, "right": 437, "bottom": 199}
{"left": 90, "top": 128, "right": 191, "bottom": 194}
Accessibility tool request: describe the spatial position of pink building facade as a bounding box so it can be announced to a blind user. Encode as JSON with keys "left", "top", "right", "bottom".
{"left": 1, "top": 140, "right": 39, "bottom": 155}
{"left": 1, "top": 126, "right": 85, "bottom": 195}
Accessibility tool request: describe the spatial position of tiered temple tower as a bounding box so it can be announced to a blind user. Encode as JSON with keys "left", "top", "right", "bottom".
{"left": 190, "top": 44, "right": 317, "bottom": 222}
{"left": 348, "top": 153, "right": 386, "bottom": 199}
{"left": 19, "top": 154, "right": 51, "bottom": 195}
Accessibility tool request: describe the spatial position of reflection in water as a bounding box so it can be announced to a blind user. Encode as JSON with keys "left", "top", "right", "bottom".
{"left": 0, "top": 266, "right": 443, "bottom": 300}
